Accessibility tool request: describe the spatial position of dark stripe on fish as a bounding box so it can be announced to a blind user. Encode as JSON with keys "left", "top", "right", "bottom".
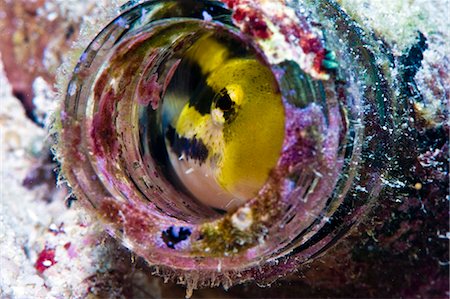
{"left": 213, "top": 88, "right": 238, "bottom": 122}
{"left": 166, "top": 125, "right": 209, "bottom": 164}
{"left": 172, "top": 58, "right": 215, "bottom": 116}
{"left": 188, "top": 77, "right": 215, "bottom": 116}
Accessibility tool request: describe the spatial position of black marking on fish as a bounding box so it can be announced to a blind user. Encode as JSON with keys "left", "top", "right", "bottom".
{"left": 176, "top": 57, "right": 214, "bottom": 116}
{"left": 188, "top": 79, "right": 216, "bottom": 116}
{"left": 167, "top": 56, "right": 214, "bottom": 116}
{"left": 166, "top": 125, "right": 209, "bottom": 164}
{"left": 213, "top": 88, "right": 238, "bottom": 122}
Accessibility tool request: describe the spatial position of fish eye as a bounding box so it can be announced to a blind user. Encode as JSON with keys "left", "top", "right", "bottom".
{"left": 214, "top": 88, "right": 234, "bottom": 111}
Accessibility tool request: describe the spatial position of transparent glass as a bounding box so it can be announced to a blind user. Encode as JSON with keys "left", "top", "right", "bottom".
{"left": 59, "top": 0, "right": 395, "bottom": 287}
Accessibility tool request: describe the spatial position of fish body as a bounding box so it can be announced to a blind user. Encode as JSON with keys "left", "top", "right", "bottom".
{"left": 163, "top": 36, "right": 285, "bottom": 211}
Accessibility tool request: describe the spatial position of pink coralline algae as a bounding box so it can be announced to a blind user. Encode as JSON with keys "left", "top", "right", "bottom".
{"left": 232, "top": 6, "right": 272, "bottom": 39}
{"left": 137, "top": 73, "right": 161, "bottom": 110}
{"left": 221, "top": 0, "right": 327, "bottom": 78}
{"left": 91, "top": 90, "right": 120, "bottom": 158}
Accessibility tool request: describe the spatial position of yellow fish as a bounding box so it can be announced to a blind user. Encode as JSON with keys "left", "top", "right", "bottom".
{"left": 164, "top": 36, "right": 285, "bottom": 211}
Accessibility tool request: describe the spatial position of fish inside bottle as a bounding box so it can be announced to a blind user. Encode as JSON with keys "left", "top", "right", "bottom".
{"left": 157, "top": 32, "right": 285, "bottom": 212}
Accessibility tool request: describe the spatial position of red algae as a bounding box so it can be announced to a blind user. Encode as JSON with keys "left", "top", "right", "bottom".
{"left": 100, "top": 199, "right": 125, "bottom": 225}
{"left": 232, "top": 7, "right": 272, "bottom": 39}
{"left": 221, "top": 0, "right": 328, "bottom": 77}
{"left": 100, "top": 198, "right": 156, "bottom": 243}
{"left": 35, "top": 246, "right": 57, "bottom": 273}
{"left": 91, "top": 90, "right": 119, "bottom": 157}
{"left": 63, "top": 242, "right": 71, "bottom": 250}
{"left": 137, "top": 73, "right": 161, "bottom": 109}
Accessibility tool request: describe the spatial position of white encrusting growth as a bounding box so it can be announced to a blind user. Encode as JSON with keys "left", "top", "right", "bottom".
{"left": 231, "top": 207, "right": 253, "bottom": 231}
